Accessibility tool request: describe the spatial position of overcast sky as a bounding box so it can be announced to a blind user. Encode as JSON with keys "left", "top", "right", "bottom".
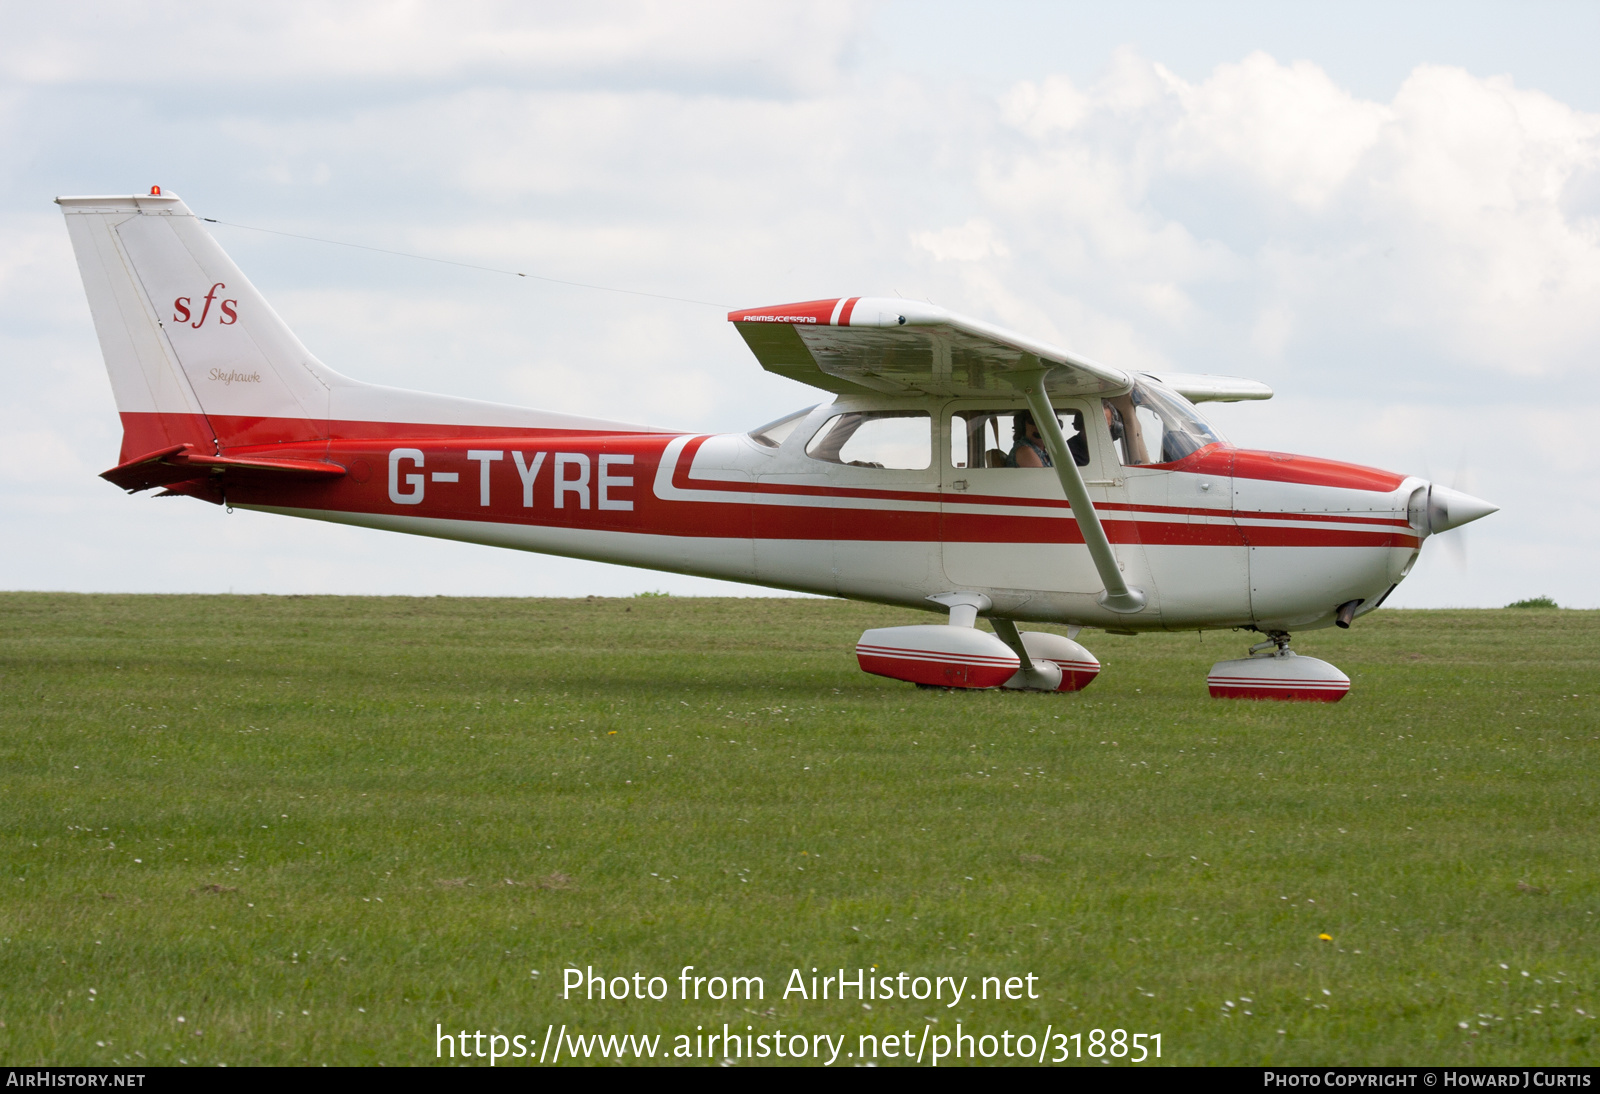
{"left": 3, "top": 1, "right": 1597, "bottom": 607}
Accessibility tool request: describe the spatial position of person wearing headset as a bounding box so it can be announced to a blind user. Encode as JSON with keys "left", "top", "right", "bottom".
{"left": 1008, "top": 409, "right": 1090, "bottom": 468}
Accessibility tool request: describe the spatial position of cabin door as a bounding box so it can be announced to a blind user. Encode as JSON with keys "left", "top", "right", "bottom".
{"left": 939, "top": 401, "right": 1123, "bottom": 595}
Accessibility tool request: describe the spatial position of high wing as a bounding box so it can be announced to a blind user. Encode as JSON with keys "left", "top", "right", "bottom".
{"left": 729, "top": 297, "right": 1130, "bottom": 398}
{"left": 1141, "top": 371, "right": 1273, "bottom": 403}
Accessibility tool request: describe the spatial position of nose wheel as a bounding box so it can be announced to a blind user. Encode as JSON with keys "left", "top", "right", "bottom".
{"left": 1206, "top": 632, "right": 1350, "bottom": 702}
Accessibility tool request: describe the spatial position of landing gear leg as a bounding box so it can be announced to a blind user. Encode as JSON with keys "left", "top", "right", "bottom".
{"left": 1206, "top": 631, "right": 1350, "bottom": 702}
{"left": 1249, "top": 632, "right": 1291, "bottom": 656}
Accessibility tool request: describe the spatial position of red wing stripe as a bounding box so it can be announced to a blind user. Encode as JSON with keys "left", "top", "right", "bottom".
{"left": 839, "top": 297, "right": 860, "bottom": 326}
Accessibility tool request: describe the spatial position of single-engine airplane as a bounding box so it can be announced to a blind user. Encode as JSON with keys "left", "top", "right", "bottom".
{"left": 58, "top": 189, "right": 1497, "bottom": 700}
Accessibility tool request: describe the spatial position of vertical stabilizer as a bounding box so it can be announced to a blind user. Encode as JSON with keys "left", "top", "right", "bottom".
{"left": 58, "top": 192, "right": 336, "bottom": 461}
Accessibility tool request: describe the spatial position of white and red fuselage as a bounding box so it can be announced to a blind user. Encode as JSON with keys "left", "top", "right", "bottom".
{"left": 110, "top": 398, "right": 1423, "bottom": 633}
{"left": 60, "top": 191, "right": 1493, "bottom": 698}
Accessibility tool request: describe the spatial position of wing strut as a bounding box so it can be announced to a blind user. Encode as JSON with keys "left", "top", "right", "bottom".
{"left": 1011, "top": 362, "right": 1147, "bottom": 614}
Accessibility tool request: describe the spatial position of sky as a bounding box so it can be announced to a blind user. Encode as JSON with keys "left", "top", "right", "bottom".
{"left": 2, "top": 1, "right": 1597, "bottom": 607}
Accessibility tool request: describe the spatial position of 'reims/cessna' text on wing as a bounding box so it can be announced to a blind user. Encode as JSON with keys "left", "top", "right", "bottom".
{"left": 58, "top": 190, "right": 1496, "bottom": 700}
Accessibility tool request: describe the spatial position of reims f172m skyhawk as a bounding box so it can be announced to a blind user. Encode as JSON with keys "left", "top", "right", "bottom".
{"left": 58, "top": 189, "right": 1496, "bottom": 700}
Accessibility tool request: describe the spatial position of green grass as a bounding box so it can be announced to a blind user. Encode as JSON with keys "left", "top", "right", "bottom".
{"left": 0, "top": 593, "right": 1596, "bottom": 1067}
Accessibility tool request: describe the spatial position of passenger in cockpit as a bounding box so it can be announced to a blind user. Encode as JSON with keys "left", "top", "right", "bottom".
{"left": 1009, "top": 410, "right": 1089, "bottom": 468}
{"left": 1008, "top": 411, "right": 1051, "bottom": 468}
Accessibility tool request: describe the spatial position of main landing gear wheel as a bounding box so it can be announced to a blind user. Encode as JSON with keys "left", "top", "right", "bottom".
{"left": 1206, "top": 633, "right": 1350, "bottom": 702}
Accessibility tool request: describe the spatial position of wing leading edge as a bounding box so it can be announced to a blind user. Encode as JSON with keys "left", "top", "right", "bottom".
{"left": 1141, "top": 371, "right": 1273, "bottom": 403}
{"left": 729, "top": 297, "right": 1129, "bottom": 398}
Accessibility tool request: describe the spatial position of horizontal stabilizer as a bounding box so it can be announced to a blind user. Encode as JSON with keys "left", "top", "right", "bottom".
{"left": 101, "top": 443, "right": 346, "bottom": 493}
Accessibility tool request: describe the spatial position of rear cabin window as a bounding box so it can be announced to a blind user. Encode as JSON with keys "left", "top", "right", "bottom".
{"left": 804, "top": 411, "right": 931, "bottom": 470}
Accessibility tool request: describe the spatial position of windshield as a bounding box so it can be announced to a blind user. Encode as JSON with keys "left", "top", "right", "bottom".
{"left": 1103, "top": 377, "right": 1224, "bottom": 466}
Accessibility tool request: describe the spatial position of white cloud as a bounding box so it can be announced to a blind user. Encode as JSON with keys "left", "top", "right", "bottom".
{"left": 976, "top": 50, "right": 1600, "bottom": 395}
{"left": 1168, "top": 51, "right": 1390, "bottom": 209}
{"left": 912, "top": 219, "right": 1009, "bottom": 263}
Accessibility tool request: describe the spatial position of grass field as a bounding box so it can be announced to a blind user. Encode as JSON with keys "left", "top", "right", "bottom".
{"left": 0, "top": 592, "right": 1596, "bottom": 1067}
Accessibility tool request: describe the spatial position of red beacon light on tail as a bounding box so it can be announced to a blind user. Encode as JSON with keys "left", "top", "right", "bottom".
{"left": 149, "top": 185, "right": 161, "bottom": 196}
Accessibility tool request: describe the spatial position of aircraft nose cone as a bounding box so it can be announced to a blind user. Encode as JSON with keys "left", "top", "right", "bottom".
{"left": 1427, "top": 483, "right": 1498, "bottom": 534}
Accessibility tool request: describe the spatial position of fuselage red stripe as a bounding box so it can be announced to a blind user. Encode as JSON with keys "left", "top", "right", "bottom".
{"left": 668, "top": 435, "right": 1412, "bottom": 532}
{"left": 115, "top": 413, "right": 1421, "bottom": 550}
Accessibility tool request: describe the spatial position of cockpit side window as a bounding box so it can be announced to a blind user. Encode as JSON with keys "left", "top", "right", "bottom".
{"left": 1103, "top": 378, "right": 1223, "bottom": 466}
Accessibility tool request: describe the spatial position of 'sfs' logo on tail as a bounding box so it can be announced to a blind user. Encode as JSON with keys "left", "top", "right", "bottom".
{"left": 173, "top": 282, "right": 238, "bottom": 328}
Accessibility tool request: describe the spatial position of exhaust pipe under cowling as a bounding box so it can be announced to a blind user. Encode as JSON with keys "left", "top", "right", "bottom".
{"left": 1335, "top": 599, "right": 1363, "bottom": 629}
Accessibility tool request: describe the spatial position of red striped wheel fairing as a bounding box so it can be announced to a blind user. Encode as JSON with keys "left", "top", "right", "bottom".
{"left": 1206, "top": 675, "right": 1351, "bottom": 703}
{"left": 1040, "top": 658, "right": 1101, "bottom": 692}
{"left": 855, "top": 641, "right": 1019, "bottom": 689}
